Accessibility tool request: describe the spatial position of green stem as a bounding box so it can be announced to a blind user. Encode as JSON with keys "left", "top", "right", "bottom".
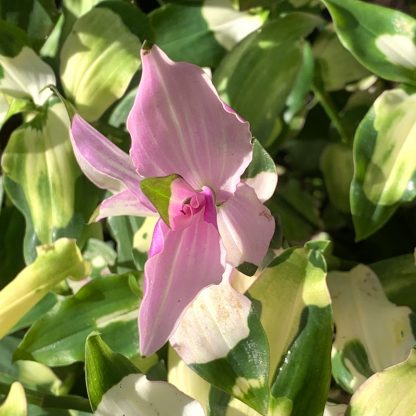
{"left": 0, "top": 382, "right": 92, "bottom": 413}
{"left": 312, "top": 83, "right": 350, "bottom": 144}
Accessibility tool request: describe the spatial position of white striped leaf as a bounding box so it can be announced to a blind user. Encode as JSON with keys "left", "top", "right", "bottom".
{"left": 328, "top": 264, "right": 416, "bottom": 393}
{"left": 351, "top": 89, "right": 416, "bottom": 240}
{"left": 249, "top": 244, "right": 332, "bottom": 416}
{"left": 170, "top": 281, "right": 269, "bottom": 415}
{"left": 323, "top": 0, "right": 416, "bottom": 85}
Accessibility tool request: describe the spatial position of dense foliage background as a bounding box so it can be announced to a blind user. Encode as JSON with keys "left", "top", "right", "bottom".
{"left": 0, "top": 0, "right": 415, "bottom": 415}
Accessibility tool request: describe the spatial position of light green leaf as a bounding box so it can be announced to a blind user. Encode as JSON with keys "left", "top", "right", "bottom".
{"left": 249, "top": 245, "right": 332, "bottom": 416}
{"left": 242, "top": 139, "right": 277, "bottom": 203}
{"left": 140, "top": 175, "right": 179, "bottom": 227}
{"left": 348, "top": 348, "right": 416, "bottom": 416}
{"left": 0, "top": 382, "right": 27, "bottom": 416}
{"left": 313, "top": 28, "right": 370, "bottom": 91}
{"left": 60, "top": 7, "right": 140, "bottom": 121}
{"left": 370, "top": 254, "right": 416, "bottom": 313}
{"left": 1, "top": 102, "right": 101, "bottom": 263}
{"left": 0, "top": 238, "right": 89, "bottom": 339}
{"left": 0, "top": 46, "right": 55, "bottom": 105}
{"left": 150, "top": 0, "right": 263, "bottom": 67}
{"left": 328, "top": 264, "right": 416, "bottom": 393}
{"left": 15, "top": 274, "right": 141, "bottom": 366}
{"left": 351, "top": 89, "right": 416, "bottom": 240}
{"left": 213, "top": 12, "right": 322, "bottom": 147}
{"left": 170, "top": 281, "right": 269, "bottom": 415}
{"left": 85, "top": 334, "right": 140, "bottom": 410}
{"left": 320, "top": 142, "right": 354, "bottom": 213}
{"left": 323, "top": 0, "right": 416, "bottom": 85}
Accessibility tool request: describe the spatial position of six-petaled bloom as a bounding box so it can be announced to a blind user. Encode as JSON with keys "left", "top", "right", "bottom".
{"left": 70, "top": 43, "right": 276, "bottom": 356}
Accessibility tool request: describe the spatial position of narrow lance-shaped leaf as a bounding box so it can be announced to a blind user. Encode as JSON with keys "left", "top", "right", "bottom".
{"left": 348, "top": 348, "right": 416, "bottom": 416}
{"left": 86, "top": 333, "right": 140, "bottom": 410}
{"left": 249, "top": 243, "right": 332, "bottom": 416}
{"left": 14, "top": 274, "right": 141, "bottom": 365}
{"left": 350, "top": 89, "right": 416, "bottom": 240}
{"left": 328, "top": 265, "right": 415, "bottom": 393}
{"left": 170, "top": 280, "right": 270, "bottom": 415}
{"left": 0, "top": 238, "right": 89, "bottom": 339}
{"left": 323, "top": 0, "right": 416, "bottom": 85}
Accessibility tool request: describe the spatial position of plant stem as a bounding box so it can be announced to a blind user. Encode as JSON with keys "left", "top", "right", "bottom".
{"left": 312, "top": 83, "right": 351, "bottom": 144}
{"left": 0, "top": 382, "right": 92, "bottom": 413}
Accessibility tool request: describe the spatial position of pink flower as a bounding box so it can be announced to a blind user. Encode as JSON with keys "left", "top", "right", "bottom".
{"left": 70, "top": 43, "right": 276, "bottom": 356}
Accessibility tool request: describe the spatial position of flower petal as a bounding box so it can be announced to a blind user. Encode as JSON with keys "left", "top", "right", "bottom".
{"left": 95, "top": 373, "right": 205, "bottom": 416}
{"left": 95, "top": 189, "right": 156, "bottom": 221}
{"left": 217, "top": 183, "right": 275, "bottom": 267}
{"left": 71, "top": 115, "right": 141, "bottom": 195}
{"left": 139, "top": 212, "right": 225, "bottom": 356}
{"left": 127, "top": 44, "right": 253, "bottom": 200}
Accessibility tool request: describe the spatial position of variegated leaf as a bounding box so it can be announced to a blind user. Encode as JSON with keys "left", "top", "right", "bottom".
{"left": 351, "top": 89, "right": 416, "bottom": 240}
{"left": 170, "top": 280, "right": 269, "bottom": 415}
{"left": 348, "top": 348, "right": 416, "bottom": 416}
{"left": 329, "top": 265, "right": 416, "bottom": 393}
{"left": 1, "top": 102, "right": 102, "bottom": 263}
{"left": 60, "top": 7, "right": 140, "bottom": 121}
{"left": 14, "top": 274, "right": 141, "bottom": 365}
{"left": 0, "top": 238, "right": 89, "bottom": 339}
{"left": 323, "top": 0, "right": 416, "bottom": 85}
{"left": 249, "top": 243, "right": 332, "bottom": 416}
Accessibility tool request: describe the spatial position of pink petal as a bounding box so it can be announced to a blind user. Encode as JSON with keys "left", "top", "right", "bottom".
{"left": 127, "top": 45, "right": 253, "bottom": 201}
{"left": 71, "top": 115, "right": 141, "bottom": 196}
{"left": 95, "top": 189, "right": 156, "bottom": 221}
{"left": 217, "top": 183, "right": 275, "bottom": 267}
{"left": 139, "top": 212, "right": 225, "bottom": 356}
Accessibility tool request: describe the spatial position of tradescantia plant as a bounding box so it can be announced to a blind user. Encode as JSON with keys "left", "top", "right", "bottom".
{"left": 0, "top": 0, "right": 415, "bottom": 415}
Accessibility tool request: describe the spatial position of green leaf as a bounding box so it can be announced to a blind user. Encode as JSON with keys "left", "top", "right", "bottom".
{"left": 0, "top": 0, "right": 58, "bottom": 52}
{"left": 140, "top": 175, "right": 179, "bottom": 227}
{"left": 370, "top": 254, "right": 416, "bottom": 313}
{"left": 15, "top": 274, "right": 141, "bottom": 366}
{"left": 107, "top": 215, "right": 147, "bottom": 273}
{"left": 0, "top": 19, "right": 30, "bottom": 57}
{"left": 328, "top": 265, "right": 416, "bottom": 393}
{"left": 249, "top": 245, "right": 332, "bottom": 416}
{"left": 348, "top": 348, "right": 416, "bottom": 415}
{"left": 213, "top": 12, "right": 323, "bottom": 147}
{"left": 0, "top": 238, "right": 89, "bottom": 339}
{"left": 149, "top": 0, "right": 263, "bottom": 67}
{"left": 320, "top": 142, "right": 354, "bottom": 213}
{"left": 313, "top": 28, "right": 370, "bottom": 91}
{"left": 85, "top": 334, "right": 139, "bottom": 410}
{"left": 60, "top": 7, "right": 140, "bottom": 121}
{"left": 351, "top": 89, "right": 416, "bottom": 240}
{"left": 0, "top": 205, "right": 25, "bottom": 288}
{"left": 1, "top": 102, "right": 102, "bottom": 263}
{"left": 0, "top": 382, "right": 27, "bottom": 415}
{"left": 82, "top": 238, "right": 116, "bottom": 278}
{"left": 323, "top": 0, "right": 416, "bottom": 85}
{"left": 170, "top": 282, "right": 269, "bottom": 415}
